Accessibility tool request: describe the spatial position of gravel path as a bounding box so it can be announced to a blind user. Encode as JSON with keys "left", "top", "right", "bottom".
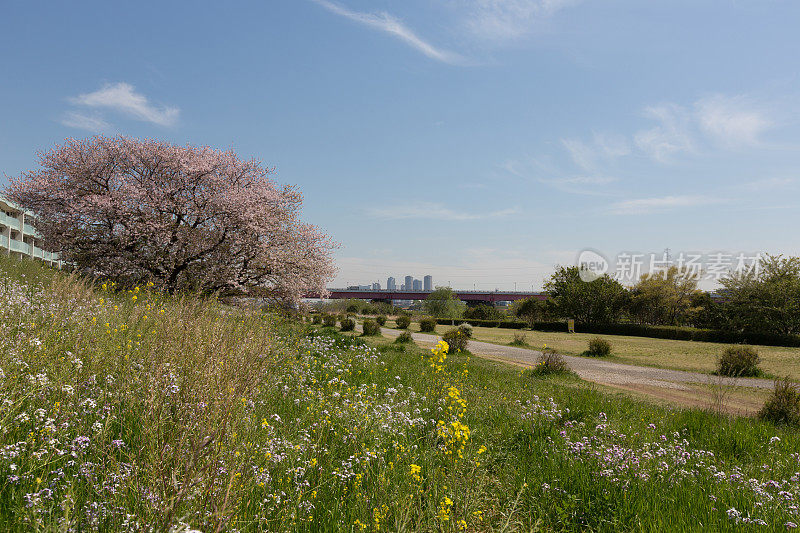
{"left": 376, "top": 327, "right": 776, "bottom": 391}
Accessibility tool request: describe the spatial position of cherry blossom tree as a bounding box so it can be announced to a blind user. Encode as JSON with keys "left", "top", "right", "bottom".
{"left": 7, "top": 136, "right": 336, "bottom": 303}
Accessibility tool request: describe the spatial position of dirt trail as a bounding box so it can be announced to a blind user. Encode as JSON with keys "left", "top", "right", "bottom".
{"left": 377, "top": 327, "right": 776, "bottom": 391}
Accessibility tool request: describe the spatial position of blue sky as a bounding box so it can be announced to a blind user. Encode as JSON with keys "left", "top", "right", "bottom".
{"left": 2, "top": 1, "right": 799, "bottom": 289}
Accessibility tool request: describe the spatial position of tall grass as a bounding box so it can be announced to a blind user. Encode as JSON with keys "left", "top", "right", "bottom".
{"left": 1, "top": 258, "right": 799, "bottom": 531}
{"left": 0, "top": 258, "right": 291, "bottom": 530}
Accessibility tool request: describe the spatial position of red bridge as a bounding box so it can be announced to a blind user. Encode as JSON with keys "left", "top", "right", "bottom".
{"left": 305, "top": 289, "right": 547, "bottom": 303}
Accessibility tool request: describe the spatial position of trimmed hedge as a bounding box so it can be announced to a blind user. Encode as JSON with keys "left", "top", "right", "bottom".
{"left": 419, "top": 317, "right": 437, "bottom": 333}
{"left": 435, "top": 318, "right": 528, "bottom": 329}
{"left": 572, "top": 323, "right": 800, "bottom": 347}
{"left": 431, "top": 318, "right": 800, "bottom": 348}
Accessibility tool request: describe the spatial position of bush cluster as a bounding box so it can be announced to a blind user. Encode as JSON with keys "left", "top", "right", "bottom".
{"left": 339, "top": 317, "right": 356, "bottom": 332}
{"left": 462, "top": 304, "right": 503, "bottom": 321}
{"left": 759, "top": 379, "right": 800, "bottom": 426}
{"left": 717, "top": 345, "right": 761, "bottom": 377}
{"left": 509, "top": 331, "right": 528, "bottom": 346}
{"left": 526, "top": 348, "right": 570, "bottom": 376}
{"left": 587, "top": 337, "right": 612, "bottom": 357}
{"left": 395, "top": 331, "right": 414, "bottom": 344}
{"left": 361, "top": 319, "right": 381, "bottom": 336}
{"left": 442, "top": 324, "right": 472, "bottom": 353}
{"left": 419, "top": 317, "right": 437, "bottom": 333}
{"left": 376, "top": 315, "right": 387, "bottom": 326}
{"left": 311, "top": 314, "right": 322, "bottom": 325}
{"left": 395, "top": 315, "right": 411, "bottom": 329}
{"left": 317, "top": 299, "right": 404, "bottom": 317}
{"left": 322, "top": 314, "right": 337, "bottom": 327}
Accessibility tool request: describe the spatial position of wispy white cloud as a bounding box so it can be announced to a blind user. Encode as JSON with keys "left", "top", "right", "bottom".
{"left": 633, "top": 104, "right": 695, "bottom": 163}
{"left": 311, "top": 0, "right": 463, "bottom": 64}
{"left": 459, "top": 0, "right": 581, "bottom": 42}
{"left": 593, "top": 132, "right": 631, "bottom": 159}
{"left": 59, "top": 111, "right": 112, "bottom": 132}
{"left": 500, "top": 156, "right": 617, "bottom": 195}
{"left": 609, "top": 195, "right": 725, "bottom": 215}
{"left": 561, "top": 138, "right": 595, "bottom": 170}
{"left": 366, "top": 202, "right": 518, "bottom": 220}
{"left": 739, "top": 177, "right": 796, "bottom": 192}
{"left": 695, "top": 94, "right": 771, "bottom": 148}
{"left": 458, "top": 182, "right": 489, "bottom": 190}
{"left": 69, "top": 82, "right": 179, "bottom": 126}
{"left": 633, "top": 95, "right": 774, "bottom": 162}
{"left": 543, "top": 175, "right": 618, "bottom": 195}
{"left": 562, "top": 133, "right": 630, "bottom": 170}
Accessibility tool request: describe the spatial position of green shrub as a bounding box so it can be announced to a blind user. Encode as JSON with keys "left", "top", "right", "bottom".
{"left": 322, "top": 314, "right": 337, "bottom": 327}
{"left": 717, "top": 345, "right": 761, "bottom": 377}
{"left": 339, "top": 317, "right": 355, "bottom": 331}
{"left": 419, "top": 317, "right": 437, "bottom": 333}
{"left": 759, "top": 379, "right": 800, "bottom": 426}
{"left": 395, "top": 331, "right": 413, "bottom": 344}
{"left": 526, "top": 348, "right": 570, "bottom": 376}
{"left": 395, "top": 315, "right": 411, "bottom": 329}
{"left": 509, "top": 331, "right": 528, "bottom": 346}
{"left": 587, "top": 337, "right": 612, "bottom": 357}
{"left": 442, "top": 325, "right": 471, "bottom": 352}
{"left": 311, "top": 314, "right": 322, "bottom": 325}
{"left": 361, "top": 319, "right": 381, "bottom": 336}
{"left": 346, "top": 304, "right": 359, "bottom": 314}
{"left": 376, "top": 315, "right": 387, "bottom": 326}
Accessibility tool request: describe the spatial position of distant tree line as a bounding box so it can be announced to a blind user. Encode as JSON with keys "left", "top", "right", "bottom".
{"left": 510, "top": 255, "right": 800, "bottom": 336}
{"left": 409, "top": 256, "right": 800, "bottom": 338}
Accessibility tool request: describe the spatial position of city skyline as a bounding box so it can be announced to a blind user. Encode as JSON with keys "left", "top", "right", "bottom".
{"left": 346, "top": 274, "right": 436, "bottom": 290}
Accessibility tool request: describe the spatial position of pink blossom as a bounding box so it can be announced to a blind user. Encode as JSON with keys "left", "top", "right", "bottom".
{"left": 7, "top": 136, "right": 337, "bottom": 303}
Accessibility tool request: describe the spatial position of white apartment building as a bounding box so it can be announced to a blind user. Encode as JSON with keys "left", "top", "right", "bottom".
{"left": 0, "top": 198, "right": 60, "bottom": 267}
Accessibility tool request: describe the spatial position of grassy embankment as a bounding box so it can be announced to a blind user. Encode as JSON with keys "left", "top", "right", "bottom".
{"left": 387, "top": 319, "right": 800, "bottom": 381}
{"left": 2, "top": 258, "right": 800, "bottom": 531}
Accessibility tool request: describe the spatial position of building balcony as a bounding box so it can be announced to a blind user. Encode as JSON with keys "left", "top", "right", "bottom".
{"left": 9, "top": 239, "right": 31, "bottom": 255}
{"left": 0, "top": 212, "right": 22, "bottom": 231}
{"left": 23, "top": 223, "right": 39, "bottom": 237}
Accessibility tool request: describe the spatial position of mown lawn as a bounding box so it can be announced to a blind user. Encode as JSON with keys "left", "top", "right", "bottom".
{"left": 2, "top": 259, "right": 800, "bottom": 531}
{"left": 389, "top": 319, "right": 800, "bottom": 381}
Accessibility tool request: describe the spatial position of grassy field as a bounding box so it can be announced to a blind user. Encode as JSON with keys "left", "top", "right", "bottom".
{"left": 390, "top": 320, "right": 800, "bottom": 381}
{"left": 3, "top": 260, "right": 800, "bottom": 531}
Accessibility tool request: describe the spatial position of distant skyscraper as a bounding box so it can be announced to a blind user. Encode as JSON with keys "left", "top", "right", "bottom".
{"left": 413, "top": 279, "right": 422, "bottom": 291}
{"left": 405, "top": 275, "right": 413, "bottom": 291}
{"left": 372, "top": 282, "right": 380, "bottom": 290}
{"left": 423, "top": 275, "right": 433, "bottom": 291}
{"left": 387, "top": 277, "right": 396, "bottom": 290}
